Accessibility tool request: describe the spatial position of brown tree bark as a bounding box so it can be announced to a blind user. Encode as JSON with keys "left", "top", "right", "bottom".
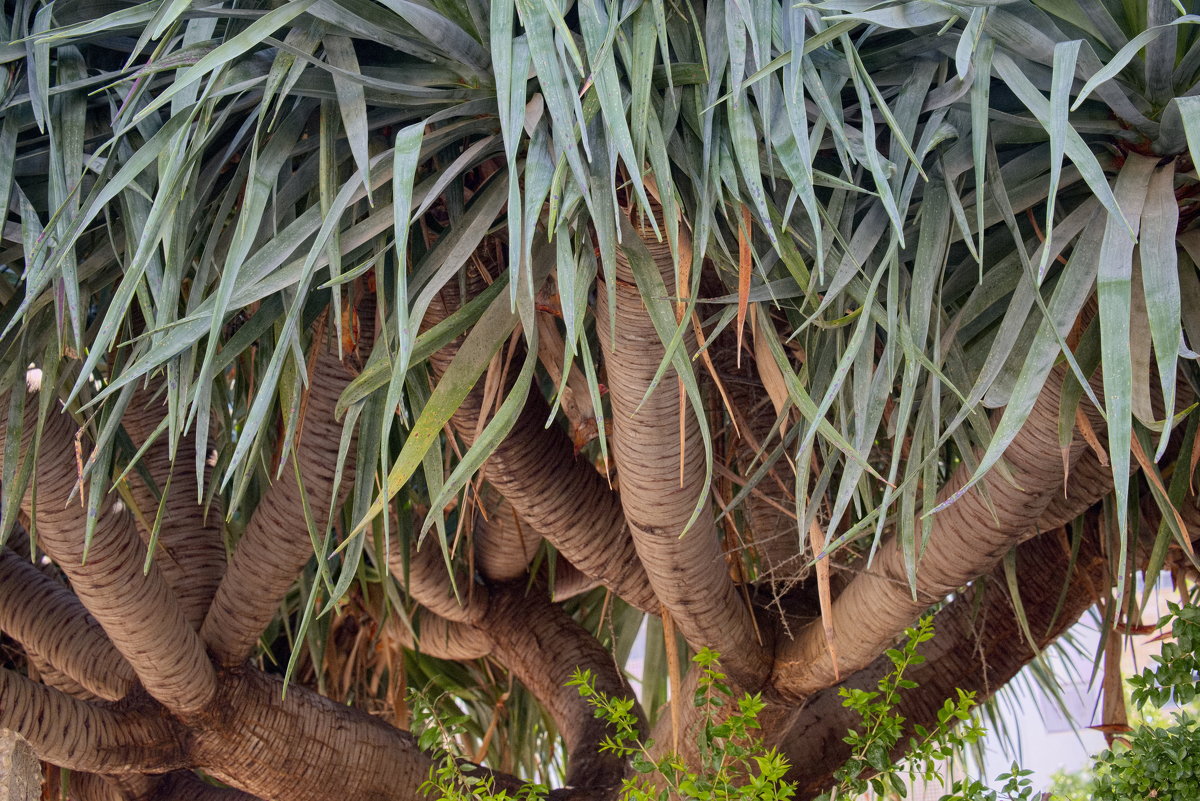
{"left": 0, "top": 545, "right": 135, "bottom": 700}
{"left": 119, "top": 388, "right": 227, "bottom": 632}
{"left": 202, "top": 343, "right": 356, "bottom": 665}
{"left": 770, "top": 366, "right": 1094, "bottom": 700}
{"left": 0, "top": 669, "right": 186, "bottom": 774}
{"left": 1, "top": 397, "right": 216, "bottom": 716}
{"left": 779, "top": 525, "right": 1110, "bottom": 797}
{"left": 596, "top": 219, "right": 769, "bottom": 690}
{"left": 422, "top": 283, "right": 657, "bottom": 612}
{"left": 482, "top": 583, "right": 645, "bottom": 787}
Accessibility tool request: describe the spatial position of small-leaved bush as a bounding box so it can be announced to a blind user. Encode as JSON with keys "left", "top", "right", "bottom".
{"left": 1085, "top": 601, "right": 1200, "bottom": 801}
{"left": 570, "top": 647, "right": 795, "bottom": 801}
{"left": 415, "top": 604, "right": 1200, "bottom": 801}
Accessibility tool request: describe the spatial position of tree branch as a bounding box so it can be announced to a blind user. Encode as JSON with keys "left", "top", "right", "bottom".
{"left": 0, "top": 668, "right": 187, "bottom": 775}
{"left": 770, "top": 366, "right": 1098, "bottom": 700}
{"left": 596, "top": 217, "right": 769, "bottom": 690}
{"left": 423, "top": 282, "right": 657, "bottom": 612}
{"left": 1, "top": 396, "right": 216, "bottom": 716}
{"left": 201, "top": 344, "right": 355, "bottom": 665}
{"left": 0, "top": 545, "right": 135, "bottom": 700}
{"left": 380, "top": 525, "right": 486, "bottom": 624}
{"left": 778, "top": 524, "right": 1110, "bottom": 798}
{"left": 394, "top": 610, "right": 492, "bottom": 661}
{"left": 474, "top": 484, "right": 541, "bottom": 581}
{"left": 482, "top": 583, "right": 644, "bottom": 787}
{"left": 120, "top": 388, "right": 227, "bottom": 632}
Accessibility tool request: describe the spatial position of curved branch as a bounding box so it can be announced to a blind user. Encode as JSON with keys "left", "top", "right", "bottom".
{"left": 0, "top": 668, "right": 187, "bottom": 775}
{"left": 596, "top": 219, "right": 768, "bottom": 689}
{"left": 395, "top": 610, "right": 492, "bottom": 661}
{"left": 779, "top": 524, "right": 1110, "bottom": 798}
{"left": 423, "top": 284, "right": 657, "bottom": 612}
{"left": 474, "top": 484, "right": 541, "bottom": 582}
{"left": 381, "top": 526, "right": 486, "bottom": 624}
{"left": 2, "top": 397, "right": 216, "bottom": 716}
{"left": 202, "top": 344, "right": 355, "bottom": 665}
{"left": 482, "top": 583, "right": 644, "bottom": 787}
{"left": 120, "top": 388, "right": 227, "bottom": 631}
{"left": 0, "top": 545, "right": 135, "bottom": 700}
{"left": 770, "top": 366, "right": 1097, "bottom": 700}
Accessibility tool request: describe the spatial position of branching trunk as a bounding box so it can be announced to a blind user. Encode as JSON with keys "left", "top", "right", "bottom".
{"left": 424, "top": 286, "right": 657, "bottom": 611}
{"left": 1, "top": 397, "right": 216, "bottom": 716}
{"left": 596, "top": 219, "right": 768, "bottom": 690}
{"left": 202, "top": 344, "right": 355, "bottom": 665}
{"left": 0, "top": 545, "right": 134, "bottom": 700}
{"left": 191, "top": 669, "right": 435, "bottom": 801}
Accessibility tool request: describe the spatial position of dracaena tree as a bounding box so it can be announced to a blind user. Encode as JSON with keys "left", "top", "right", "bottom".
{"left": 2, "top": 0, "right": 1200, "bottom": 799}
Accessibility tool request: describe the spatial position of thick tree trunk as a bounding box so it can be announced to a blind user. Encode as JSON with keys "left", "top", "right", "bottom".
{"left": 202, "top": 344, "right": 356, "bottom": 665}
{"left": 190, "top": 669, "right": 435, "bottom": 801}
{"left": 596, "top": 219, "right": 768, "bottom": 690}
{"left": 771, "top": 366, "right": 1090, "bottom": 700}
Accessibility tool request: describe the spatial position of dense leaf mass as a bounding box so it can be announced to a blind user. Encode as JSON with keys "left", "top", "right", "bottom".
{"left": 2, "top": 0, "right": 1200, "bottom": 799}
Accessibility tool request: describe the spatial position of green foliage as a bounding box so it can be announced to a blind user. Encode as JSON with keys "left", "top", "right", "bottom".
{"left": 412, "top": 690, "right": 548, "bottom": 801}
{"left": 817, "top": 618, "right": 1006, "bottom": 801}
{"left": 570, "top": 648, "right": 796, "bottom": 801}
{"left": 1086, "top": 602, "right": 1200, "bottom": 801}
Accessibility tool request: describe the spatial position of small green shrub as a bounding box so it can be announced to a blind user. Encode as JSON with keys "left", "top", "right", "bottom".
{"left": 415, "top": 602, "right": 1200, "bottom": 801}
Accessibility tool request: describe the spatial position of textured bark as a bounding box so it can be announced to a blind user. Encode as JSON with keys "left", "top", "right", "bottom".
{"left": 0, "top": 669, "right": 186, "bottom": 774}
{"left": 202, "top": 344, "right": 355, "bottom": 665}
{"left": 120, "top": 389, "right": 226, "bottom": 632}
{"left": 771, "top": 367, "right": 1092, "bottom": 701}
{"left": 382, "top": 528, "right": 485, "bottom": 624}
{"left": 1, "top": 398, "right": 216, "bottom": 715}
{"left": 0, "top": 546, "right": 135, "bottom": 700}
{"left": 0, "top": 730, "right": 40, "bottom": 801}
{"left": 395, "top": 610, "right": 492, "bottom": 660}
{"left": 191, "top": 669, "right": 436, "bottom": 801}
{"left": 483, "top": 583, "right": 644, "bottom": 787}
{"left": 474, "top": 484, "right": 541, "bottom": 582}
{"left": 596, "top": 220, "right": 768, "bottom": 690}
{"left": 70, "top": 771, "right": 262, "bottom": 801}
{"left": 423, "top": 285, "right": 657, "bottom": 612}
{"left": 779, "top": 527, "right": 1110, "bottom": 797}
